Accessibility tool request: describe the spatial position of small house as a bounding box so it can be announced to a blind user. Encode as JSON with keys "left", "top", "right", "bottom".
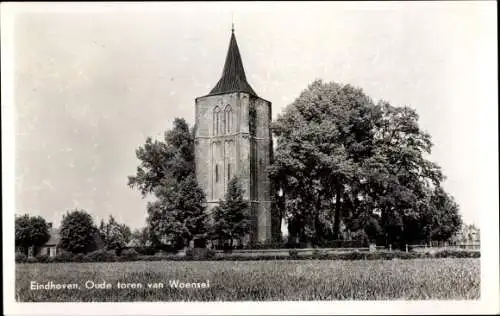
{"left": 37, "top": 222, "right": 60, "bottom": 257}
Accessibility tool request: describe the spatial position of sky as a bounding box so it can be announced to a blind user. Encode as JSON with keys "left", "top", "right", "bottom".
{"left": 8, "top": 2, "right": 497, "bottom": 230}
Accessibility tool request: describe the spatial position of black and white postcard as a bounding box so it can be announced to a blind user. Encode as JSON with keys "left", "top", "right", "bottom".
{"left": 2, "top": 2, "right": 498, "bottom": 315}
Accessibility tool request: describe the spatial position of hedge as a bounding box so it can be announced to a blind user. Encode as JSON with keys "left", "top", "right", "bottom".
{"left": 119, "top": 248, "right": 139, "bottom": 261}
{"left": 17, "top": 248, "right": 480, "bottom": 263}
{"left": 84, "top": 249, "right": 117, "bottom": 262}
{"left": 15, "top": 253, "right": 27, "bottom": 263}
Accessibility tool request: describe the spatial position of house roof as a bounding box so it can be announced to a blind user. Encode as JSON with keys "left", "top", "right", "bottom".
{"left": 126, "top": 239, "right": 141, "bottom": 248}
{"left": 126, "top": 238, "right": 152, "bottom": 248}
{"left": 207, "top": 29, "right": 257, "bottom": 97}
{"left": 44, "top": 227, "right": 60, "bottom": 246}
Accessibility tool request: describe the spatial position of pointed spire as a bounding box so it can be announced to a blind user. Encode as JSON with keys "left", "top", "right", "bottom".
{"left": 231, "top": 13, "right": 234, "bottom": 33}
{"left": 208, "top": 29, "right": 257, "bottom": 96}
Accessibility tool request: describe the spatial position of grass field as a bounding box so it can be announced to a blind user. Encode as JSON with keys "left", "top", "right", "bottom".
{"left": 16, "top": 258, "right": 480, "bottom": 301}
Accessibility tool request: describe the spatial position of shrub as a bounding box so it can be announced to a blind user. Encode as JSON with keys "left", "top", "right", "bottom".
{"left": 26, "top": 257, "right": 38, "bottom": 264}
{"left": 193, "top": 238, "right": 207, "bottom": 248}
{"left": 206, "top": 249, "right": 216, "bottom": 259}
{"left": 349, "top": 230, "right": 370, "bottom": 247}
{"left": 434, "top": 249, "right": 480, "bottom": 258}
{"left": 53, "top": 250, "right": 74, "bottom": 263}
{"left": 135, "top": 246, "right": 157, "bottom": 256}
{"left": 85, "top": 249, "right": 117, "bottom": 262}
{"left": 222, "top": 243, "right": 233, "bottom": 253}
{"left": 15, "top": 253, "right": 27, "bottom": 263}
{"left": 36, "top": 254, "right": 50, "bottom": 263}
{"left": 337, "top": 251, "right": 366, "bottom": 260}
{"left": 185, "top": 248, "right": 216, "bottom": 260}
{"left": 72, "top": 253, "right": 86, "bottom": 262}
{"left": 120, "top": 248, "right": 139, "bottom": 261}
{"left": 121, "top": 248, "right": 480, "bottom": 262}
{"left": 312, "top": 248, "right": 324, "bottom": 256}
{"left": 246, "top": 242, "right": 284, "bottom": 249}
{"left": 318, "top": 239, "right": 366, "bottom": 248}
{"left": 137, "top": 255, "right": 169, "bottom": 262}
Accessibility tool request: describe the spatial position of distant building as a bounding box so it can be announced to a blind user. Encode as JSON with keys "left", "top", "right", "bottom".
{"left": 19, "top": 222, "right": 60, "bottom": 257}
{"left": 125, "top": 238, "right": 152, "bottom": 248}
{"left": 464, "top": 224, "right": 480, "bottom": 242}
{"left": 38, "top": 223, "right": 60, "bottom": 256}
{"left": 450, "top": 223, "right": 480, "bottom": 245}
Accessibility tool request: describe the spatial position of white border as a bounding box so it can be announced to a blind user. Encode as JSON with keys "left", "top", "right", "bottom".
{"left": 2, "top": 2, "right": 499, "bottom": 315}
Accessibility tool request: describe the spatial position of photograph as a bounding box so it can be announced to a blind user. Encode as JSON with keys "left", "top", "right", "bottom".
{"left": 2, "top": 1, "right": 498, "bottom": 315}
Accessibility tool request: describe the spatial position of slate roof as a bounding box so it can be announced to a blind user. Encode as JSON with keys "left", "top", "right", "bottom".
{"left": 44, "top": 227, "right": 60, "bottom": 246}
{"left": 208, "top": 30, "right": 257, "bottom": 97}
{"left": 126, "top": 239, "right": 141, "bottom": 248}
{"left": 126, "top": 238, "right": 152, "bottom": 248}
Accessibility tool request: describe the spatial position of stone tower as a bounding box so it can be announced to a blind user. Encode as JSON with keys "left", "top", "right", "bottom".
{"left": 194, "top": 28, "right": 272, "bottom": 244}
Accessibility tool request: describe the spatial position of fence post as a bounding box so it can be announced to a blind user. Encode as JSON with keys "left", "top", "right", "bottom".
{"left": 405, "top": 244, "right": 408, "bottom": 253}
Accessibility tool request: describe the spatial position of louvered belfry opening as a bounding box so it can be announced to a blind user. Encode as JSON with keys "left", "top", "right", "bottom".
{"left": 209, "top": 30, "right": 257, "bottom": 96}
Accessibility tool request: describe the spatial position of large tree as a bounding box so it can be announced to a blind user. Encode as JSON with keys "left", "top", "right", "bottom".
{"left": 147, "top": 175, "right": 208, "bottom": 250}
{"left": 270, "top": 80, "right": 461, "bottom": 247}
{"left": 59, "top": 209, "right": 99, "bottom": 254}
{"left": 270, "top": 80, "right": 378, "bottom": 244}
{"left": 420, "top": 186, "right": 462, "bottom": 243}
{"left": 128, "top": 118, "right": 207, "bottom": 250}
{"left": 355, "top": 101, "right": 447, "bottom": 247}
{"left": 99, "top": 215, "right": 132, "bottom": 253}
{"left": 210, "top": 177, "right": 250, "bottom": 248}
{"left": 15, "top": 214, "right": 50, "bottom": 256}
{"left": 128, "top": 118, "right": 195, "bottom": 196}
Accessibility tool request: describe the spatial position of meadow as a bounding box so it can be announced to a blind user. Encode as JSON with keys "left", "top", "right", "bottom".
{"left": 16, "top": 258, "right": 480, "bottom": 302}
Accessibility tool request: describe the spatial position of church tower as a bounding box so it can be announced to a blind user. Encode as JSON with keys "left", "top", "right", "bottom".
{"left": 194, "top": 28, "right": 272, "bottom": 244}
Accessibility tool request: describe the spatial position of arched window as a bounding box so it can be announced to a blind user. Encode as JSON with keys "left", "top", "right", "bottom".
{"left": 227, "top": 163, "right": 231, "bottom": 182}
{"left": 221, "top": 110, "right": 226, "bottom": 135}
{"left": 215, "top": 164, "right": 219, "bottom": 183}
{"left": 224, "top": 105, "right": 232, "bottom": 134}
{"left": 213, "top": 106, "right": 220, "bottom": 136}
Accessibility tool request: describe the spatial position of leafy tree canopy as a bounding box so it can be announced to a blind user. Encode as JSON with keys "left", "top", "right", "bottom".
{"left": 15, "top": 214, "right": 50, "bottom": 254}
{"left": 210, "top": 177, "right": 250, "bottom": 247}
{"left": 59, "top": 209, "right": 99, "bottom": 254}
{"left": 270, "top": 80, "right": 461, "bottom": 247}
{"left": 99, "top": 215, "right": 132, "bottom": 252}
{"left": 128, "top": 118, "right": 194, "bottom": 197}
{"left": 147, "top": 175, "right": 208, "bottom": 250}
{"left": 129, "top": 118, "right": 207, "bottom": 250}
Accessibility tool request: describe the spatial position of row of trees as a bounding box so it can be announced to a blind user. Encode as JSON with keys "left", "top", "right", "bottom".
{"left": 15, "top": 81, "right": 463, "bottom": 254}
{"left": 15, "top": 173, "right": 250, "bottom": 256}
{"left": 128, "top": 80, "right": 462, "bottom": 250}
{"left": 15, "top": 211, "right": 135, "bottom": 255}
{"left": 128, "top": 118, "right": 251, "bottom": 251}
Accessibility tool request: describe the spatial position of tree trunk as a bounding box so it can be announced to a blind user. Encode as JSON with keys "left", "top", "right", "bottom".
{"left": 333, "top": 182, "right": 343, "bottom": 240}
{"left": 314, "top": 196, "right": 323, "bottom": 246}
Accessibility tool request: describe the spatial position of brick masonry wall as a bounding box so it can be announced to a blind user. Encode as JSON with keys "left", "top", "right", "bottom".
{"left": 195, "top": 92, "right": 273, "bottom": 243}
